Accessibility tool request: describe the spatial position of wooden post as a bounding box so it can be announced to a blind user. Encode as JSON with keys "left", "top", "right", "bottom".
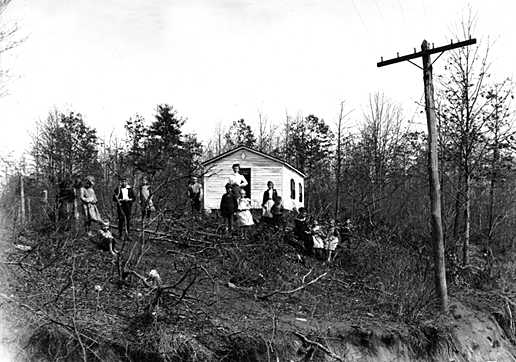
{"left": 422, "top": 40, "right": 448, "bottom": 312}
{"left": 19, "top": 173, "right": 25, "bottom": 225}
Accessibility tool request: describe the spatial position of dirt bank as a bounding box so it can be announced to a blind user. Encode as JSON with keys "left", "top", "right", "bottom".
{"left": 13, "top": 299, "right": 516, "bottom": 361}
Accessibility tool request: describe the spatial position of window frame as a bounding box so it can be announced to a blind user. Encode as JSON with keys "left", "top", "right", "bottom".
{"left": 290, "top": 178, "right": 296, "bottom": 200}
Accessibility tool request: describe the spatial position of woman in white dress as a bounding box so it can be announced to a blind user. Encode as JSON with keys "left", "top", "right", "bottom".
{"left": 236, "top": 189, "right": 254, "bottom": 227}
{"left": 227, "top": 163, "right": 248, "bottom": 198}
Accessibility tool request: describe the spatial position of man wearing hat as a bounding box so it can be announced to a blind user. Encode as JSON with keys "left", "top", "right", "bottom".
{"left": 113, "top": 176, "right": 135, "bottom": 238}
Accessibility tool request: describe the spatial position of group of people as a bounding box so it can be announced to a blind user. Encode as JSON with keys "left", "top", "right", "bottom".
{"left": 219, "top": 163, "right": 285, "bottom": 233}
{"left": 69, "top": 163, "right": 351, "bottom": 264}
{"left": 217, "top": 163, "right": 351, "bottom": 263}
{"left": 294, "top": 208, "right": 352, "bottom": 263}
{"left": 76, "top": 175, "right": 155, "bottom": 256}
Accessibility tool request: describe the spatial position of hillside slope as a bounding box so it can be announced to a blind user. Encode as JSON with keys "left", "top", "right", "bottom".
{"left": 1, "top": 216, "right": 516, "bottom": 361}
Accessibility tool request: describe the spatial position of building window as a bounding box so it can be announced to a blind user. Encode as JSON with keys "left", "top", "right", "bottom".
{"left": 299, "top": 183, "right": 303, "bottom": 202}
{"left": 290, "top": 179, "right": 295, "bottom": 199}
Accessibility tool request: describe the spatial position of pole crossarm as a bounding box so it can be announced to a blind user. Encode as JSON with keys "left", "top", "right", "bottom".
{"left": 377, "top": 38, "right": 476, "bottom": 67}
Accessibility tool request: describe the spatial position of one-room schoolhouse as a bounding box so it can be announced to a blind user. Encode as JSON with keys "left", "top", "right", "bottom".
{"left": 202, "top": 146, "right": 305, "bottom": 211}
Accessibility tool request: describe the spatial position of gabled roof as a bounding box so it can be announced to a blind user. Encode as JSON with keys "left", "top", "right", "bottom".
{"left": 202, "top": 146, "right": 305, "bottom": 177}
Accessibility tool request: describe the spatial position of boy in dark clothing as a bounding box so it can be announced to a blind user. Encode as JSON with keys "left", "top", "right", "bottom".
{"left": 271, "top": 196, "right": 284, "bottom": 227}
{"left": 113, "top": 177, "right": 135, "bottom": 238}
{"left": 294, "top": 207, "right": 313, "bottom": 255}
{"left": 220, "top": 183, "right": 237, "bottom": 232}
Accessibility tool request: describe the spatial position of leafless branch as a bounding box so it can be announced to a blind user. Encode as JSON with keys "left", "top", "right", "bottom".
{"left": 257, "top": 272, "right": 327, "bottom": 300}
{"left": 293, "top": 331, "right": 345, "bottom": 361}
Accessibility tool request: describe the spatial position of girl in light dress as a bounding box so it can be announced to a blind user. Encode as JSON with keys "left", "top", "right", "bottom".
{"left": 311, "top": 220, "right": 326, "bottom": 259}
{"left": 236, "top": 189, "right": 254, "bottom": 231}
{"left": 325, "top": 219, "right": 340, "bottom": 263}
{"left": 80, "top": 176, "right": 102, "bottom": 236}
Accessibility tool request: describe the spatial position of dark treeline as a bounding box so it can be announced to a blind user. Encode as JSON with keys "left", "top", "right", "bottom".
{"left": 1, "top": 38, "right": 515, "bottom": 269}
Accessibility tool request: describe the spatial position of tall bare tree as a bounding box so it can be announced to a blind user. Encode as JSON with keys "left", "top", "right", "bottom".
{"left": 361, "top": 93, "right": 405, "bottom": 220}
{"left": 438, "top": 15, "right": 505, "bottom": 265}
{"left": 482, "top": 81, "right": 515, "bottom": 240}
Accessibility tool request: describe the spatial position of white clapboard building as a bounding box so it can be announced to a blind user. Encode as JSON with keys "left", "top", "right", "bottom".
{"left": 202, "top": 146, "right": 305, "bottom": 211}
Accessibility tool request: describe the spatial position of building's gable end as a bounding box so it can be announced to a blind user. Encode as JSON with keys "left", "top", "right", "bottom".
{"left": 203, "top": 146, "right": 305, "bottom": 178}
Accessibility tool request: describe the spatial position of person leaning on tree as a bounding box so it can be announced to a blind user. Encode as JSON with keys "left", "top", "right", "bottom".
{"left": 113, "top": 176, "right": 135, "bottom": 238}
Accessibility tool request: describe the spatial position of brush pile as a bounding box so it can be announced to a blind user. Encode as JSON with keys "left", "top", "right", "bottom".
{"left": 0, "top": 213, "right": 459, "bottom": 361}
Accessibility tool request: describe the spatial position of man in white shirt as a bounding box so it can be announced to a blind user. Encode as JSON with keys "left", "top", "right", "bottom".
{"left": 113, "top": 176, "right": 135, "bottom": 238}
{"left": 227, "top": 163, "right": 248, "bottom": 198}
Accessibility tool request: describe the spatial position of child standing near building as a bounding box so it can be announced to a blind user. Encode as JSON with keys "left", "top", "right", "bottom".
{"left": 220, "top": 184, "right": 237, "bottom": 232}
{"left": 187, "top": 176, "right": 203, "bottom": 215}
{"left": 270, "top": 196, "right": 284, "bottom": 227}
{"left": 236, "top": 188, "right": 254, "bottom": 233}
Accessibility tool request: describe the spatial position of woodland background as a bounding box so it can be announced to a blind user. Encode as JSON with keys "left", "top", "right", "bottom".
{"left": 2, "top": 22, "right": 515, "bottom": 268}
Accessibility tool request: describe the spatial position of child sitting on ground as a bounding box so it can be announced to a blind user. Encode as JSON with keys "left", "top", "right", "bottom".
{"left": 96, "top": 220, "right": 118, "bottom": 256}
{"left": 270, "top": 196, "right": 284, "bottom": 227}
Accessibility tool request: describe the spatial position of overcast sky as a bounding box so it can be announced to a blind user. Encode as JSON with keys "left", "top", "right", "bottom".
{"left": 0, "top": 0, "right": 514, "bottom": 157}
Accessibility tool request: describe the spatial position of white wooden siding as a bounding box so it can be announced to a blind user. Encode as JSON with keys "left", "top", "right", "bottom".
{"left": 282, "top": 166, "right": 304, "bottom": 210}
{"left": 203, "top": 149, "right": 304, "bottom": 211}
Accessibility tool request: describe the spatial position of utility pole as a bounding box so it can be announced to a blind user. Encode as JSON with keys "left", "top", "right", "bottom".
{"left": 377, "top": 37, "right": 476, "bottom": 313}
